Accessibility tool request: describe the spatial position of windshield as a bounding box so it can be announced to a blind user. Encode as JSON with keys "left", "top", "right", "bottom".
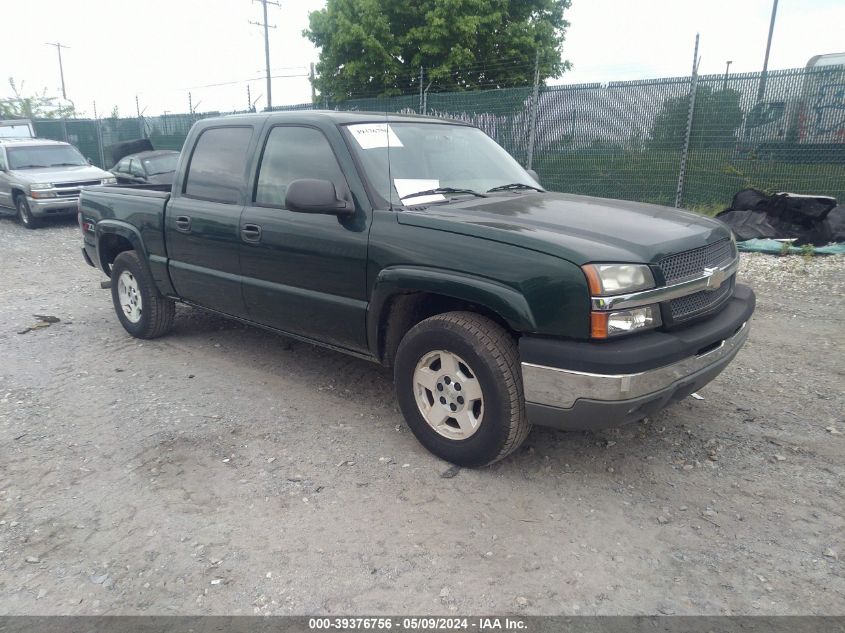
{"left": 0, "top": 123, "right": 34, "bottom": 139}
{"left": 7, "top": 144, "right": 87, "bottom": 169}
{"left": 142, "top": 153, "right": 178, "bottom": 175}
{"left": 343, "top": 122, "right": 539, "bottom": 205}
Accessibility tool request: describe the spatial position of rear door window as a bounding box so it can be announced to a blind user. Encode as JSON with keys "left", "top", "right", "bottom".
{"left": 184, "top": 126, "right": 252, "bottom": 204}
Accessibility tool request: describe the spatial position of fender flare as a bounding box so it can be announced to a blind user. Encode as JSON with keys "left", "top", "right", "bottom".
{"left": 95, "top": 220, "right": 148, "bottom": 272}
{"left": 367, "top": 266, "right": 537, "bottom": 359}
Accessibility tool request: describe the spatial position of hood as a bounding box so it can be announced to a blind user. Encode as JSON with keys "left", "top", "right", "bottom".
{"left": 10, "top": 164, "right": 112, "bottom": 185}
{"left": 396, "top": 192, "right": 731, "bottom": 265}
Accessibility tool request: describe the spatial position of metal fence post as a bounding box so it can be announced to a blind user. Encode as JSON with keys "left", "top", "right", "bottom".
{"left": 675, "top": 34, "right": 700, "bottom": 209}
{"left": 526, "top": 50, "right": 540, "bottom": 170}
{"left": 136, "top": 95, "right": 145, "bottom": 139}
{"left": 419, "top": 66, "right": 424, "bottom": 114}
{"left": 96, "top": 118, "right": 105, "bottom": 168}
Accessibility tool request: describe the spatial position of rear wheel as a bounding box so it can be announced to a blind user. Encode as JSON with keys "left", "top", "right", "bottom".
{"left": 15, "top": 196, "right": 40, "bottom": 229}
{"left": 110, "top": 251, "right": 175, "bottom": 339}
{"left": 394, "top": 311, "right": 530, "bottom": 467}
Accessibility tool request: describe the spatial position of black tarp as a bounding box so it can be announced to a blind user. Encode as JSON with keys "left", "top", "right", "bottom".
{"left": 104, "top": 138, "right": 154, "bottom": 169}
{"left": 828, "top": 206, "right": 845, "bottom": 242}
{"left": 716, "top": 189, "right": 839, "bottom": 246}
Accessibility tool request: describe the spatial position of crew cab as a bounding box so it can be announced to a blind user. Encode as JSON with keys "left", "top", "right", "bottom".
{"left": 79, "top": 111, "right": 755, "bottom": 466}
{"left": 0, "top": 138, "right": 115, "bottom": 228}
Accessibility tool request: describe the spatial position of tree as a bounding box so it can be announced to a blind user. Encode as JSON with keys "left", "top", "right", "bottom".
{"left": 0, "top": 78, "right": 76, "bottom": 119}
{"left": 649, "top": 85, "right": 744, "bottom": 150}
{"left": 305, "top": 0, "right": 571, "bottom": 102}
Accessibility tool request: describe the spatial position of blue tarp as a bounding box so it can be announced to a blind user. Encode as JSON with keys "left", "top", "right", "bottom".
{"left": 737, "top": 239, "right": 845, "bottom": 255}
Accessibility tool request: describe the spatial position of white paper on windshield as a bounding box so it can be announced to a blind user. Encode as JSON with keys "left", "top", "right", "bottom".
{"left": 348, "top": 123, "right": 404, "bottom": 149}
{"left": 394, "top": 178, "right": 445, "bottom": 204}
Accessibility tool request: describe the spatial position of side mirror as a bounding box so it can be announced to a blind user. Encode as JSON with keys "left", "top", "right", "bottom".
{"left": 285, "top": 179, "right": 352, "bottom": 215}
{"left": 526, "top": 169, "right": 541, "bottom": 185}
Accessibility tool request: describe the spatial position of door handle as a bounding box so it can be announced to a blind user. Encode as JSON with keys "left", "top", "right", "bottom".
{"left": 175, "top": 215, "right": 191, "bottom": 233}
{"left": 241, "top": 223, "right": 262, "bottom": 242}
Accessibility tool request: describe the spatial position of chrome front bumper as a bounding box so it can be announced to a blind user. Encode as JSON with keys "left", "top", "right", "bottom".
{"left": 28, "top": 195, "right": 78, "bottom": 215}
{"left": 522, "top": 321, "right": 749, "bottom": 413}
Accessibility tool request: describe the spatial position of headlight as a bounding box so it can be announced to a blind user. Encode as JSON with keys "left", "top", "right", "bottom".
{"left": 30, "top": 183, "right": 53, "bottom": 190}
{"left": 101, "top": 177, "right": 117, "bottom": 185}
{"left": 591, "top": 304, "right": 661, "bottom": 338}
{"left": 583, "top": 263, "right": 655, "bottom": 295}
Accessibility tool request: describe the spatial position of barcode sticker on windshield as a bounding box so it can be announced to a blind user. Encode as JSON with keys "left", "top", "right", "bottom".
{"left": 348, "top": 123, "right": 404, "bottom": 149}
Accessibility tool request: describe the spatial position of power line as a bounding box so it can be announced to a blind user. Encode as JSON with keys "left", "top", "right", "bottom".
{"left": 187, "top": 72, "right": 307, "bottom": 90}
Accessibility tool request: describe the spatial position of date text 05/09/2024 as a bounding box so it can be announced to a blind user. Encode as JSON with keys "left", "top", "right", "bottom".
{"left": 307, "top": 617, "right": 528, "bottom": 630}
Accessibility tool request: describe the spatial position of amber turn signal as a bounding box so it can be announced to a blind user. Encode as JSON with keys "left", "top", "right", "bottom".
{"left": 582, "top": 264, "right": 604, "bottom": 295}
{"left": 590, "top": 311, "right": 609, "bottom": 339}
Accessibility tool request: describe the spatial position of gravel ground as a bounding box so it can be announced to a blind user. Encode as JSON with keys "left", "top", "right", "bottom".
{"left": 0, "top": 217, "right": 843, "bottom": 616}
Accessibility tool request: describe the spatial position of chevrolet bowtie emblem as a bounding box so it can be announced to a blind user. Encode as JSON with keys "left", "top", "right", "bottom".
{"left": 703, "top": 266, "right": 728, "bottom": 290}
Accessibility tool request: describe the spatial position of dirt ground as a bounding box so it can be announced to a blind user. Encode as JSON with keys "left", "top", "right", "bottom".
{"left": 0, "top": 216, "right": 843, "bottom": 616}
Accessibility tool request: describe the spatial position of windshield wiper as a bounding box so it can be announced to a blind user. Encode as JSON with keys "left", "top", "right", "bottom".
{"left": 486, "top": 183, "right": 544, "bottom": 193}
{"left": 12, "top": 164, "right": 48, "bottom": 169}
{"left": 400, "top": 187, "right": 488, "bottom": 201}
{"left": 50, "top": 162, "right": 86, "bottom": 167}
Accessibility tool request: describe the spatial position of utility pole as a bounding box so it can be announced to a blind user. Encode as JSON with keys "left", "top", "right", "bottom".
{"left": 310, "top": 63, "right": 316, "bottom": 103}
{"left": 45, "top": 42, "right": 70, "bottom": 100}
{"left": 757, "top": 0, "right": 779, "bottom": 102}
{"left": 722, "top": 60, "right": 732, "bottom": 90}
{"left": 250, "top": 0, "right": 280, "bottom": 110}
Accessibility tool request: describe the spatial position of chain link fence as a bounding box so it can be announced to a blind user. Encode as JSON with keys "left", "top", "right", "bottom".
{"left": 31, "top": 64, "right": 845, "bottom": 211}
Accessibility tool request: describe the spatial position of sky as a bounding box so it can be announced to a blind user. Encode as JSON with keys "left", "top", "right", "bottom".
{"left": 1, "top": 0, "right": 843, "bottom": 118}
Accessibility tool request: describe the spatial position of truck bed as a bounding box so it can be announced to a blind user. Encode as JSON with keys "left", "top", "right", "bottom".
{"left": 79, "top": 184, "right": 173, "bottom": 278}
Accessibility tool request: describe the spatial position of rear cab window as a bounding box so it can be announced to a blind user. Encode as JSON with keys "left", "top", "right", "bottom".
{"left": 183, "top": 126, "right": 253, "bottom": 204}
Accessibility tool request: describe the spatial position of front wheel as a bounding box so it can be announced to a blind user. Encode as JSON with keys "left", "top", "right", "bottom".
{"left": 110, "top": 251, "right": 175, "bottom": 339}
{"left": 15, "top": 196, "right": 40, "bottom": 229}
{"left": 394, "top": 312, "right": 530, "bottom": 467}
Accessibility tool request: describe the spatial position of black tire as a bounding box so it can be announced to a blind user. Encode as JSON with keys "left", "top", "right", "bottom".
{"left": 15, "top": 195, "right": 40, "bottom": 229}
{"left": 110, "top": 251, "right": 175, "bottom": 339}
{"left": 394, "top": 311, "right": 530, "bottom": 467}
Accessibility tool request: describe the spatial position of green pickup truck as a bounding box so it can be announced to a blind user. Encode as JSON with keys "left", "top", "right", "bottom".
{"left": 79, "top": 111, "right": 755, "bottom": 466}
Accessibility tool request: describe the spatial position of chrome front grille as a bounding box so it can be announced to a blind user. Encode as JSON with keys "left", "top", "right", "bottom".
{"left": 55, "top": 180, "right": 101, "bottom": 197}
{"left": 659, "top": 238, "right": 735, "bottom": 284}
{"left": 669, "top": 276, "right": 734, "bottom": 321}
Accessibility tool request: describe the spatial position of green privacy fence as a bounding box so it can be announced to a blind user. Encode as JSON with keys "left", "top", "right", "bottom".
{"left": 32, "top": 64, "right": 845, "bottom": 211}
